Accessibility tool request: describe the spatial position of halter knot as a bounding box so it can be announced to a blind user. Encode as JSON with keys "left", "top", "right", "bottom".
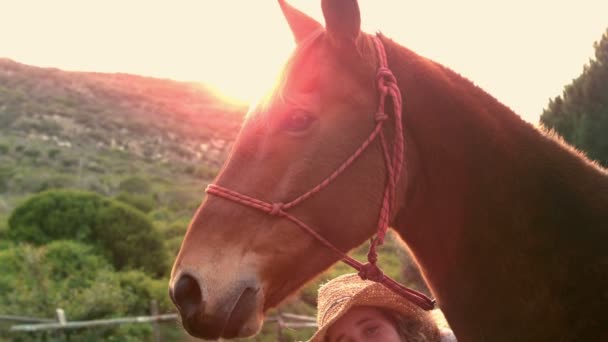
{"left": 358, "top": 262, "right": 385, "bottom": 283}
{"left": 269, "top": 202, "right": 285, "bottom": 216}
{"left": 375, "top": 112, "right": 389, "bottom": 122}
{"left": 376, "top": 67, "right": 397, "bottom": 86}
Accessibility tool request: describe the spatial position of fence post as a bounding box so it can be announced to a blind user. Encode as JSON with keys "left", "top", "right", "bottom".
{"left": 55, "top": 309, "right": 66, "bottom": 325}
{"left": 56, "top": 308, "right": 67, "bottom": 341}
{"left": 276, "top": 310, "right": 284, "bottom": 342}
{"left": 150, "top": 300, "right": 161, "bottom": 342}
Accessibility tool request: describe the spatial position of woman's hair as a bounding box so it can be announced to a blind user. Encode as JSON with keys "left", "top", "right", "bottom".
{"left": 379, "top": 308, "right": 441, "bottom": 342}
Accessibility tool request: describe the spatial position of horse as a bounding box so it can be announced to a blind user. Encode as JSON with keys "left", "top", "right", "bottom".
{"left": 169, "top": 1, "right": 608, "bottom": 341}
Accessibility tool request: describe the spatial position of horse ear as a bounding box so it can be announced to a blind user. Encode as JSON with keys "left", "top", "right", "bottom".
{"left": 321, "top": 0, "right": 361, "bottom": 47}
{"left": 278, "top": 0, "right": 323, "bottom": 44}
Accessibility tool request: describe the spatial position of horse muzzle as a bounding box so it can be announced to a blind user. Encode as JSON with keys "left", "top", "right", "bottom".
{"left": 170, "top": 272, "right": 264, "bottom": 339}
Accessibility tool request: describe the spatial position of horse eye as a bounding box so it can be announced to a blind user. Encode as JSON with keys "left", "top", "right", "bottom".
{"left": 281, "top": 111, "right": 316, "bottom": 133}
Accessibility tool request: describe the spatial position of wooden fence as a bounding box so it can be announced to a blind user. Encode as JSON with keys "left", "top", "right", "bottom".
{"left": 3, "top": 302, "right": 317, "bottom": 341}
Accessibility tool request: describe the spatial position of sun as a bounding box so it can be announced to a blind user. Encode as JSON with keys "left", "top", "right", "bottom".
{"left": 161, "top": 1, "right": 300, "bottom": 105}
{"left": 194, "top": 8, "right": 298, "bottom": 105}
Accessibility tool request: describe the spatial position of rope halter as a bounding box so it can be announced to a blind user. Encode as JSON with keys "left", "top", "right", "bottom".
{"left": 206, "top": 34, "right": 435, "bottom": 311}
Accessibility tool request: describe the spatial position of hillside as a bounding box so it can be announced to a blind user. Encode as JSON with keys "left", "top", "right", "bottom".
{"left": 0, "top": 58, "right": 250, "bottom": 250}
{"left": 0, "top": 58, "right": 246, "bottom": 166}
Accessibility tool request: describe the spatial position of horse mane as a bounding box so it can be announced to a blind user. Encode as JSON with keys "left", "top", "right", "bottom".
{"left": 376, "top": 32, "right": 607, "bottom": 177}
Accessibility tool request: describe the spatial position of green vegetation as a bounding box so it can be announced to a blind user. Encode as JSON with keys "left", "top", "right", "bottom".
{"left": 0, "top": 242, "right": 174, "bottom": 341}
{"left": 118, "top": 176, "right": 152, "bottom": 195}
{"left": 541, "top": 28, "right": 608, "bottom": 167}
{"left": 8, "top": 190, "right": 167, "bottom": 276}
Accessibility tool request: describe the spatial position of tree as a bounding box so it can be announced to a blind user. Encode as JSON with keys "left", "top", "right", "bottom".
{"left": 541, "top": 28, "right": 608, "bottom": 167}
{"left": 7, "top": 190, "right": 168, "bottom": 276}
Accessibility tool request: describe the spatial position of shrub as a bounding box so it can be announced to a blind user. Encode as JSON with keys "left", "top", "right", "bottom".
{"left": 47, "top": 148, "right": 61, "bottom": 159}
{"left": 115, "top": 192, "right": 155, "bottom": 213}
{"left": 116, "top": 271, "right": 174, "bottom": 314}
{"left": 35, "top": 175, "right": 76, "bottom": 192}
{"left": 166, "top": 236, "right": 183, "bottom": 258}
{"left": 160, "top": 219, "right": 188, "bottom": 240}
{"left": 0, "top": 212, "right": 12, "bottom": 249}
{"left": 23, "top": 149, "right": 41, "bottom": 158}
{"left": 60, "top": 157, "right": 78, "bottom": 168}
{"left": 160, "top": 189, "right": 202, "bottom": 213}
{"left": 118, "top": 176, "right": 151, "bottom": 195}
{"left": 94, "top": 202, "right": 167, "bottom": 276}
{"left": 148, "top": 207, "right": 172, "bottom": 222}
{"left": 8, "top": 190, "right": 168, "bottom": 276}
{"left": 0, "top": 166, "right": 13, "bottom": 192}
{"left": 194, "top": 165, "right": 219, "bottom": 180}
{"left": 44, "top": 240, "right": 110, "bottom": 288}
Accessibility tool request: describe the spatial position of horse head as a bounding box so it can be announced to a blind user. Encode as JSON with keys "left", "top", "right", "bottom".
{"left": 169, "top": 0, "right": 401, "bottom": 339}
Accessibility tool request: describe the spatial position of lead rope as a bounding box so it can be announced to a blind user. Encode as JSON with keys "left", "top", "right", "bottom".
{"left": 206, "top": 35, "right": 435, "bottom": 311}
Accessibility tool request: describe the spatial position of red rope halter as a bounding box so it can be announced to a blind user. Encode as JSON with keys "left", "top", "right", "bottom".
{"left": 206, "top": 35, "right": 436, "bottom": 311}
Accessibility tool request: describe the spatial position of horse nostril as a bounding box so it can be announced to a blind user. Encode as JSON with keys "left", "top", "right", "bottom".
{"left": 172, "top": 274, "right": 204, "bottom": 318}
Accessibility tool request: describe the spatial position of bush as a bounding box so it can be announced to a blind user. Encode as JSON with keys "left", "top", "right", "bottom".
{"left": 115, "top": 192, "right": 155, "bottom": 213}
{"left": 44, "top": 240, "right": 110, "bottom": 288}
{"left": 117, "top": 271, "right": 174, "bottom": 314}
{"left": 148, "top": 207, "right": 172, "bottom": 222}
{"left": 47, "top": 148, "right": 61, "bottom": 159}
{"left": 166, "top": 236, "right": 183, "bottom": 258}
{"left": 193, "top": 165, "right": 219, "bottom": 180}
{"left": 159, "top": 219, "right": 188, "bottom": 240}
{"left": 8, "top": 190, "right": 168, "bottom": 276}
{"left": 95, "top": 202, "right": 167, "bottom": 276}
{"left": 0, "top": 218, "right": 10, "bottom": 253}
{"left": 0, "top": 166, "right": 12, "bottom": 192}
{"left": 118, "top": 176, "right": 151, "bottom": 195}
{"left": 23, "top": 149, "right": 41, "bottom": 158}
{"left": 160, "top": 189, "right": 202, "bottom": 213}
{"left": 60, "top": 157, "right": 78, "bottom": 169}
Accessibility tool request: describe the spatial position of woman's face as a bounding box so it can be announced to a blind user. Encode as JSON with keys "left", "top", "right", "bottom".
{"left": 326, "top": 306, "right": 402, "bottom": 342}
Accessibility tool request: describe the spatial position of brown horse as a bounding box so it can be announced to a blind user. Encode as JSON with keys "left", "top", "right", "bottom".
{"left": 170, "top": 1, "right": 608, "bottom": 341}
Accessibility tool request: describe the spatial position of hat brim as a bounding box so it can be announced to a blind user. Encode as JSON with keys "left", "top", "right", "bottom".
{"left": 307, "top": 282, "right": 432, "bottom": 342}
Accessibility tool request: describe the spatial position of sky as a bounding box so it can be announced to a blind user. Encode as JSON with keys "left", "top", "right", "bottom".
{"left": 1, "top": 1, "right": 606, "bottom": 123}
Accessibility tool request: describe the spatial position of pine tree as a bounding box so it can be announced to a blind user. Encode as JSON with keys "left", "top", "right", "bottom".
{"left": 541, "top": 28, "right": 608, "bottom": 166}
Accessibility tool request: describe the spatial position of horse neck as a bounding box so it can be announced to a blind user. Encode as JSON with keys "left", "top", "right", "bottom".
{"left": 383, "top": 38, "right": 537, "bottom": 253}
{"left": 382, "top": 38, "right": 608, "bottom": 340}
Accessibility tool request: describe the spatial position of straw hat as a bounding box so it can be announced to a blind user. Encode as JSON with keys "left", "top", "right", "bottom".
{"left": 308, "top": 273, "right": 455, "bottom": 342}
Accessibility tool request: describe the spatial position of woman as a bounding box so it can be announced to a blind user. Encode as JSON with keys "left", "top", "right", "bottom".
{"left": 309, "top": 273, "right": 456, "bottom": 342}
